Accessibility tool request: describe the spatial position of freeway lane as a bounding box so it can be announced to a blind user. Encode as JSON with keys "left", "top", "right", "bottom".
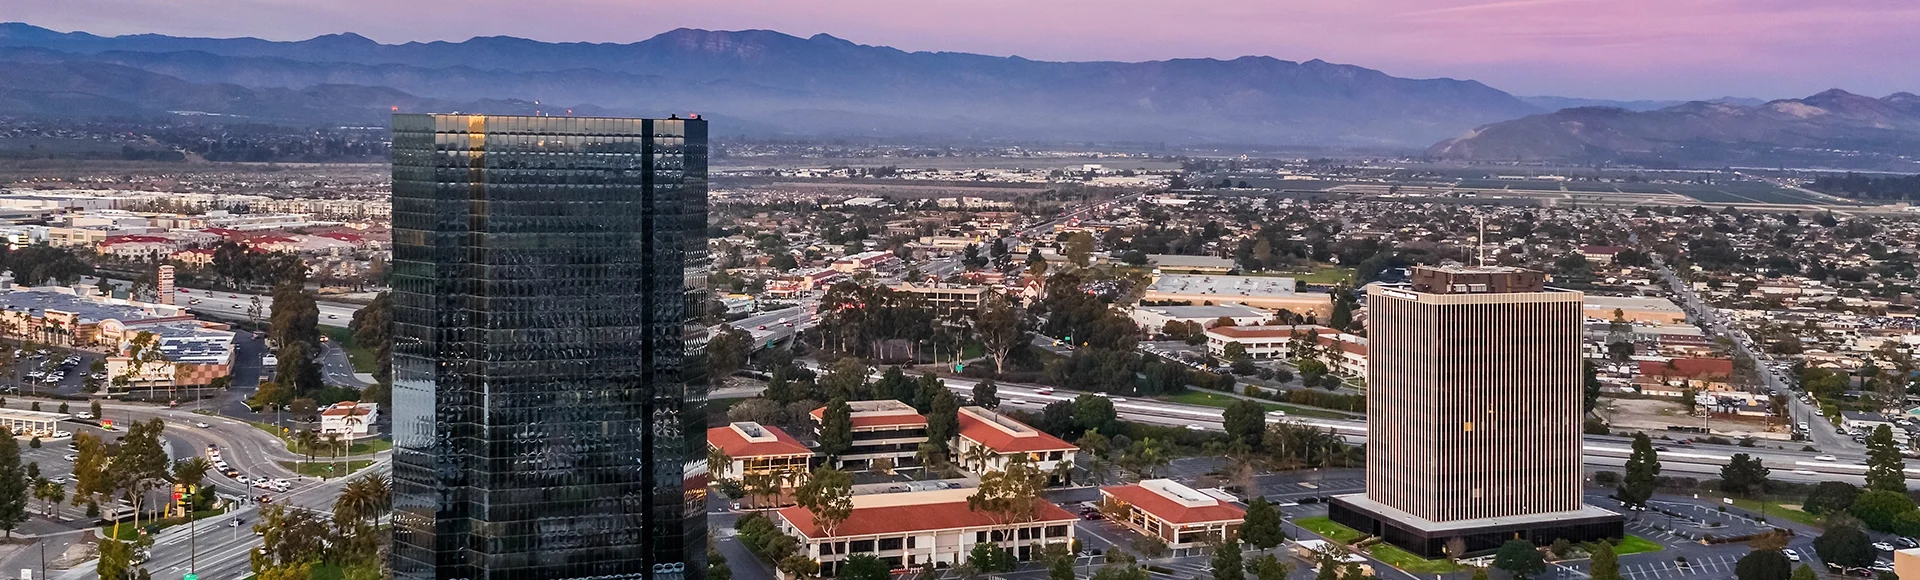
{"left": 176, "top": 288, "right": 362, "bottom": 329}
{"left": 924, "top": 376, "right": 1885, "bottom": 482}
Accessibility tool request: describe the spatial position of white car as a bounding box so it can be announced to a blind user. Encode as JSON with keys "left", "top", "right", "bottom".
{"left": 51, "top": 431, "right": 70, "bottom": 438}
{"left": 1875, "top": 542, "right": 1897, "bottom": 552}
{"left": 1785, "top": 549, "right": 1801, "bottom": 562}
{"left": 62, "top": 454, "right": 77, "bottom": 461}
{"left": 1816, "top": 455, "right": 1838, "bottom": 461}
{"left": 195, "top": 422, "right": 211, "bottom": 429}
{"left": 236, "top": 475, "right": 252, "bottom": 485}
{"left": 1794, "top": 469, "right": 1816, "bottom": 475}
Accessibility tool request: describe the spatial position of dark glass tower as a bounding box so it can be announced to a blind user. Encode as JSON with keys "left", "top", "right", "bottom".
{"left": 389, "top": 114, "right": 709, "bottom": 580}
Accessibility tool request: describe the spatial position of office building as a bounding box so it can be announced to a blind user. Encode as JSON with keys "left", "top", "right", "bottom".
{"left": 1099, "top": 479, "right": 1245, "bottom": 550}
{"left": 954, "top": 406, "right": 1077, "bottom": 481}
{"left": 774, "top": 488, "right": 1076, "bottom": 577}
{"left": 1329, "top": 265, "right": 1621, "bottom": 558}
{"left": 389, "top": 114, "right": 709, "bottom": 580}
{"left": 810, "top": 400, "right": 929, "bottom": 470}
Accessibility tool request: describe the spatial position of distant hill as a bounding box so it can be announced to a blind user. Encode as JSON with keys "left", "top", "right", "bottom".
{"left": 0, "top": 22, "right": 1546, "bottom": 147}
{"left": 1518, "top": 95, "right": 1764, "bottom": 113}
{"left": 1427, "top": 90, "right": 1920, "bottom": 169}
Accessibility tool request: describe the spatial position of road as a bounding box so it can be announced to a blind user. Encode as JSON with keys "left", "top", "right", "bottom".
{"left": 176, "top": 288, "right": 362, "bottom": 329}
{"left": 1643, "top": 243, "right": 1852, "bottom": 453}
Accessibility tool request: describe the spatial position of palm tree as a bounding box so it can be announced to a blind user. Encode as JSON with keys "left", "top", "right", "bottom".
{"left": 961, "top": 445, "right": 995, "bottom": 473}
{"left": 706, "top": 446, "right": 732, "bottom": 483}
{"left": 294, "top": 429, "right": 319, "bottom": 463}
{"left": 171, "top": 457, "right": 211, "bottom": 576}
{"left": 334, "top": 474, "right": 392, "bottom": 524}
{"left": 323, "top": 433, "right": 344, "bottom": 479}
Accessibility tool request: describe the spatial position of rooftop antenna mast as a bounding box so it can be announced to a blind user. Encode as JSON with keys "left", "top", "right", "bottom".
{"left": 1476, "top": 213, "right": 1487, "bottom": 267}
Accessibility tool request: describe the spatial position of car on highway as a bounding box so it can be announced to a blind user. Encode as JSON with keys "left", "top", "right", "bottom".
{"left": 1034, "top": 387, "right": 1054, "bottom": 395}
{"left": 230, "top": 294, "right": 238, "bottom": 298}
{"left": 1817, "top": 455, "right": 1839, "bottom": 461}
{"left": 1006, "top": 399, "right": 1026, "bottom": 406}
{"left": 195, "top": 422, "right": 210, "bottom": 428}
{"left": 231, "top": 304, "right": 242, "bottom": 309}
{"left": 328, "top": 314, "right": 338, "bottom": 319}
{"left": 236, "top": 475, "right": 252, "bottom": 485}
{"left": 62, "top": 454, "right": 77, "bottom": 461}
{"left": 1794, "top": 469, "right": 1817, "bottom": 475}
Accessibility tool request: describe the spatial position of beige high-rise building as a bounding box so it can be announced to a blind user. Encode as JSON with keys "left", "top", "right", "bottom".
{"left": 1329, "top": 265, "right": 1621, "bottom": 557}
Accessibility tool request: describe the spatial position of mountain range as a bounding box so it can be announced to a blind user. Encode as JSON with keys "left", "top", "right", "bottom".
{"left": 0, "top": 22, "right": 1544, "bottom": 147}
{"left": 1428, "top": 89, "right": 1920, "bottom": 168}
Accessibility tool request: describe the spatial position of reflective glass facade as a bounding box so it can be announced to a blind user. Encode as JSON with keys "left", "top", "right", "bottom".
{"left": 389, "top": 114, "right": 709, "bottom": 580}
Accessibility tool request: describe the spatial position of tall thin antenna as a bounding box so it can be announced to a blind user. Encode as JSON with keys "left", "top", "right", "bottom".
{"left": 1477, "top": 213, "right": 1487, "bottom": 267}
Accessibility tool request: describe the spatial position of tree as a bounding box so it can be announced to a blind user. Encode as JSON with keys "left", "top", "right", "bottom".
{"left": 708, "top": 325, "right": 753, "bottom": 381}
{"left": 1804, "top": 481, "right": 1862, "bottom": 515}
{"left": 820, "top": 358, "right": 868, "bottom": 400}
{"left": 819, "top": 398, "right": 853, "bottom": 461}
{"left": 1315, "top": 558, "right": 1340, "bottom": 580}
{"left": 171, "top": 457, "right": 212, "bottom": 572}
{"left": 1814, "top": 525, "right": 1876, "bottom": 569}
{"left": 1240, "top": 497, "right": 1286, "bottom": 549}
{"left": 1720, "top": 453, "right": 1771, "bottom": 496}
{"left": 1223, "top": 342, "right": 1249, "bottom": 362}
{"left": 1250, "top": 555, "right": 1291, "bottom": 580}
{"left": 1212, "top": 536, "right": 1245, "bottom": 580}
{"left": 839, "top": 554, "right": 891, "bottom": 580}
{"left": 109, "top": 419, "right": 169, "bottom": 532}
{"left": 1619, "top": 432, "right": 1660, "bottom": 508}
{"left": 1493, "top": 540, "right": 1545, "bottom": 580}
{"left": 968, "top": 456, "right": 1045, "bottom": 526}
{"left": 794, "top": 467, "right": 852, "bottom": 536}
{"left": 926, "top": 388, "right": 960, "bottom": 454}
{"left": 269, "top": 283, "right": 324, "bottom": 394}
{"left": 1867, "top": 424, "right": 1907, "bottom": 493}
{"left": 1847, "top": 489, "right": 1916, "bottom": 532}
{"left": 0, "top": 428, "right": 26, "bottom": 537}
{"left": 1071, "top": 394, "right": 1118, "bottom": 435}
{"left": 1065, "top": 232, "right": 1096, "bottom": 268}
{"left": 1051, "top": 547, "right": 1077, "bottom": 580}
{"left": 975, "top": 293, "right": 1028, "bottom": 376}
{"left": 348, "top": 291, "right": 392, "bottom": 383}
{"left": 1328, "top": 289, "right": 1354, "bottom": 331}
{"left": 334, "top": 474, "right": 391, "bottom": 524}
{"left": 1736, "top": 550, "right": 1792, "bottom": 580}
{"left": 70, "top": 432, "right": 110, "bottom": 512}
{"left": 1792, "top": 565, "right": 1817, "bottom": 580}
{"left": 32, "top": 479, "right": 63, "bottom": 520}
{"left": 1222, "top": 400, "right": 1266, "bottom": 448}
{"left": 972, "top": 379, "right": 1000, "bottom": 410}
{"left": 1589, "top": 540, "right": 1621, "bottom": 580}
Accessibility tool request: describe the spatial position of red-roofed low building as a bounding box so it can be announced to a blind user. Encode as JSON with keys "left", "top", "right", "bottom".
{"left": 1101, "top": 479, "right": 1245, "bottom": 549}
{"left": 811, "top": 400, "right": 929, "bottom": 471}
{"left": 170, "top": 248, "right": 216, "bottom": 268}
{"left": 1205, "top": 324, "right": 1369, "bottom": 379}
{"left": 1636, "top": 358, "right": 1735, "bottom": 390}
{"left": 774, "top": 488, "right": 1076, "bottom": 577}
{"left": 707, "top": 422, "right": 814, "bottom": 484}
{"left": 98, "top": 235, "right": 178, "bottom": 260}
{"left": 319, "top": 401, "right": 378, "bottom": 437}
{"left": 955, "top": 406, "right": 1077, "bottom": 483}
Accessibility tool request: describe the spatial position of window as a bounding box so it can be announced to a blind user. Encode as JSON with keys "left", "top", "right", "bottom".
{"left": 976, "top": 531, "right": 988, "bottom": 543}
{"left": 850, "top": 540, "right": 875, "bottom": 553}
{"left": 907, "top": 536, "right": 917, "bottom": 549}
{"left": 1018, "top": 528, "right": 1032, "bottom": 540}
{"left": 1046, "top": 525, "right": 1068, "bottom": 538}
{"left": 878, "top": 537, "right": 903, "bottom": 551}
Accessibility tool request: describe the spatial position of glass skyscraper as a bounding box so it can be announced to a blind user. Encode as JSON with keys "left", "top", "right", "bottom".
{"left": 389, "top": 114, "right": 709, "bottom": 580}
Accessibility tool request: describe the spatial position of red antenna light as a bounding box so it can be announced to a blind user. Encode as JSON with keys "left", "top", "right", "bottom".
{"left": 391, "top": 106, "right": 399, "bottom": 112}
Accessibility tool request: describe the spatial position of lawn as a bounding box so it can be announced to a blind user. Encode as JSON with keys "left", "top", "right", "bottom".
{"left": 1294, "top": 516, "right": 1365, "bottom": 544}
{"left": 289, "top": 437, "right": 392, "bottom": 457}
{"left": 1731, "top": 498, "right": 1821, "bottom": 528}
{"left": 100, "top": 509, "right": 223, "bottom": 541}
{"left": 1614, "top": 535, "right": 1664, "bottom": 555}
{"left": 1367, "top": 543, "right": 1462, "bottom": 574}
{"left": 279, "top": 459, "right": 375, "bottom": 477}
{"left": 321, "top": 326, "right": 377, "bottom": 374}
{"left": 1166, "top": 390, "right": 1347, "bottom": 419}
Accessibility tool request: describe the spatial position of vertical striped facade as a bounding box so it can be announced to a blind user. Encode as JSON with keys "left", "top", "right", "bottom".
{"left": 1365, "top": 281, "right": 1584, "bottom": 523}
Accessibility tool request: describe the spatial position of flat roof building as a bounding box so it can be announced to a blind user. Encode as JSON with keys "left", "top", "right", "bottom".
{"left": 1130, "top": 304, "right": 1274, "bottom": 332}
{"left": 1330, "top": 265, "right": 1621, "bottom": 558}
{"left": 1583, "top": 295, "right": 1689, "bottom": 325}
{"left": 1146, "top": 254, "right": 1235, "bottom": 274}
{"left": 1142, "top": 274, "right": 1331, "bottom": 315}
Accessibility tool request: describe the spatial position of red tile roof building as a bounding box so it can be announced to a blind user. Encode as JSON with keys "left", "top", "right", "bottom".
{"left": 775, "top": 488, "right": 1076, "bottom": 577}
{"left": 810, "top": 400, "right": 929, "bottom": 471}
{"left": 1101, "top": 480, "right": 1245, "bottom": 549}
{"left": 707, "top": 422, "right": 813, "bottom": 483}
{"left": 954, "top": 406, "right": 1077, "bottom": 482}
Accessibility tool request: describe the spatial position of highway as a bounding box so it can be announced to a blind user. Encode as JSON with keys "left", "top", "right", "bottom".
{"left": 918, "top": 376, "right": 1881, "bottom": 485}
{"left": 174, "top": 288, "right": 362, "bottom": 329}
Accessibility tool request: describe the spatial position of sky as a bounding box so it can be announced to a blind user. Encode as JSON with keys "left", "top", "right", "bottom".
{"left": 9, "top": 0, "right": 1920, "bottom": 101}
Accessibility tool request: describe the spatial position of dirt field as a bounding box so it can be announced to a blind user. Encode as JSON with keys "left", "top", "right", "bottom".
{"left": 1598, "top": 396, "right": 1792, "bottom": 441}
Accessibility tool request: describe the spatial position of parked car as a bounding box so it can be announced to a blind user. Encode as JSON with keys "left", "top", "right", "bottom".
{"left": 1873, "top": 542, "right": 1896, "bottom": 552}
{"left": 1785, "top": 549, "right": 1801, "bottom": 562}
